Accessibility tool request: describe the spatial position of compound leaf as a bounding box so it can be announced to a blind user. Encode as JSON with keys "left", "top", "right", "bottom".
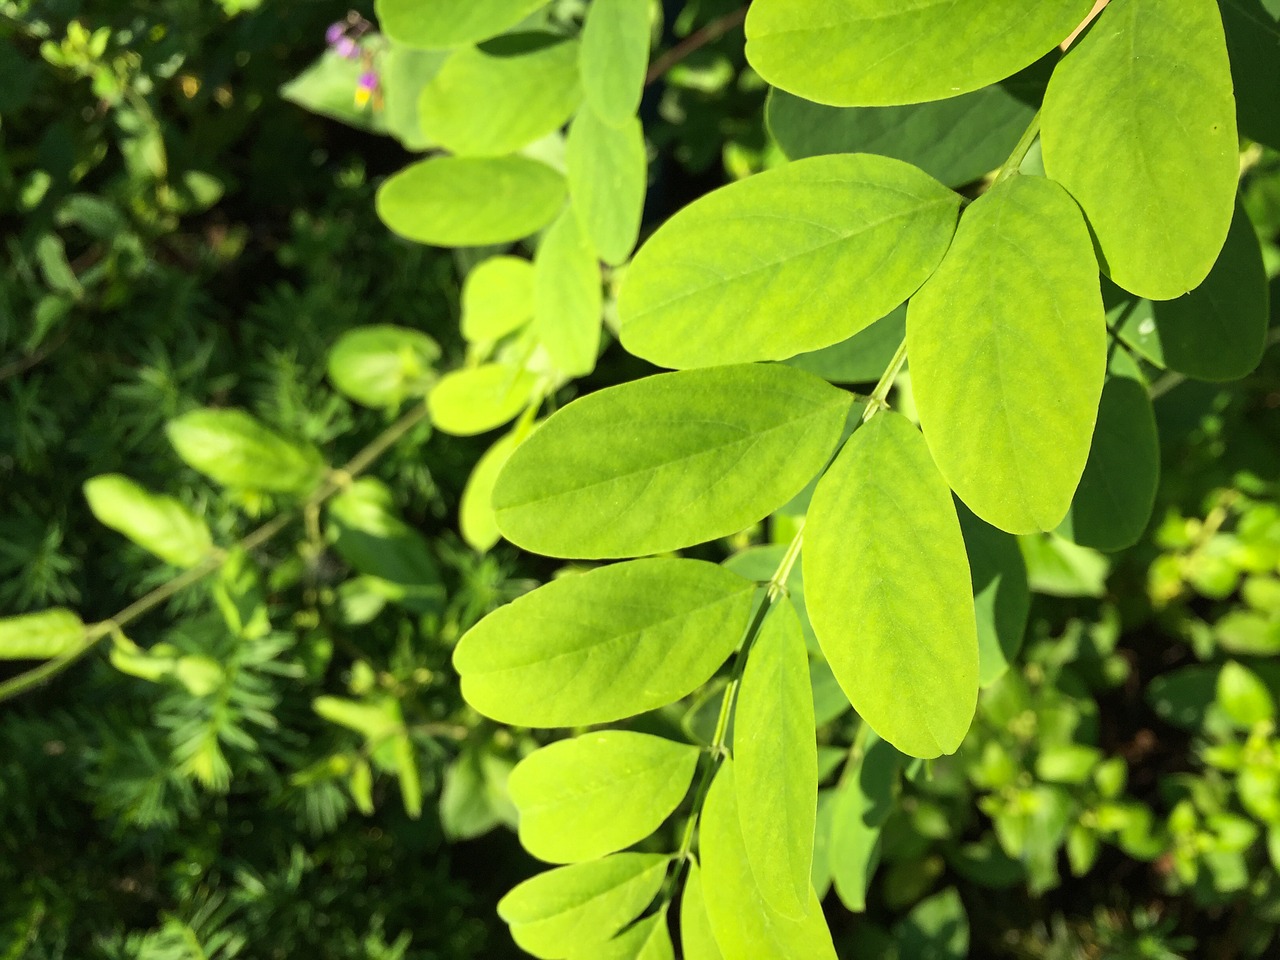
{"left": 618, "top": 154, "right": 959, "bottom": 368}
{"left": 744, "top": 0, "right": 1092, "bottom": 106}
{"left": 908, "top": 174, "right": 1105, "bottom": 534}
{"left": 1041, "top": 0, "right": 1238, "bottom": 299}
{"left": 804, "top": 412, "right": 978, "bottom": 758}
{"left": 454, "top": 558, "right": 755, "bottom": 726}
{"left": 509, "top": 731, "right": 700, "bottom": 863}
{"left": 493, "top": 364, "right": 851, "bottom": 558}
{"left": 735, "top": 599, "right": 817, "bottom": 919}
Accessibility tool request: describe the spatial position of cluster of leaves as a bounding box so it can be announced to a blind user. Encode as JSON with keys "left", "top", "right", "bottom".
{"left": 5, "top": 0, "right": 1280, "bottom": 958}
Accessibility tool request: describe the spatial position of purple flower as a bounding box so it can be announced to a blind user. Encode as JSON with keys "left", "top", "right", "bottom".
{"left": 354, "top": 71, "right": 378, "bottom": 107}
{"left": 334, "top": 36, "right": 358, "bottom": 59}
{"left": 325, "top": 21, "right": 346, "bottom": 46}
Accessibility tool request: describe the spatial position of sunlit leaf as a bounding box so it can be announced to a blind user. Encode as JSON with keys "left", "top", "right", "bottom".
{"left": 166, "top": 408, "right": 327, "bottom": 495}
{"left": 0, "top": 609, "right": 85, "bottom": 660}
{"left": 454, "top": 559, "right": 755, "bottom": 726}
{"left": 428, "top": 363, "right": 540, "bottom": 436}
{"left": 534, "top": 206, "right": 603, "bottom": 376}
{"left": 83, "top": 474, "right": 213, "bottom": 568}
{"left": 566, "top": 109, "right": 647, "bottom": 266}
{"left": 377, "top": 0, "right": 552, "bottom": 49}
{"left": 804, "top": 412, "right": 978, "bottom": 758}
{"left": 580, "top": 0, "right": 650, "bottom": 126}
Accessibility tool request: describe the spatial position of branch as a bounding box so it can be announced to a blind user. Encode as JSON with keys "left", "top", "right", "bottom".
{"left": 645, "top": 6, "right": 749, "bottom": 87}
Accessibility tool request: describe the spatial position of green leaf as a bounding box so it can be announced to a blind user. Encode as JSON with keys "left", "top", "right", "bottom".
{"left": 956, "top": 503, "right": 1029, "bottom": 688}
{"left": 1217, "top": 661, "right": 1275, "bottom": 728}
{"left": 783, "top": 305, "right": 906, "bottom": 384}
{"left": 460, "top": 428, "right": 526, "bottom": 552}
{"left": 908, "top": 174, "right": 1106, "bottom": 535}
{"left": 462, "top": 256, "right": 536, "bottom": 343}
{"left": 1018, "top": 533, "right": 1109, "bottom": 598}
{"left": 380, "top": 43, "right": 448, "bottom": 150}
{"left": 280, "top": 48, "right": 389, "bottom": 134}
{"left": 580, "top": 0, "right": 650, "bottom": 127}
{"left": 1040, "top": 0, "right": 1238, "bottom": 300}
{"left": 804, "top": 412, "right": 978, "bottom": 758}
{"left": 566, "top": 109, "right": 647, "bottom": 266}
{"left": 83, "top": 474, "right": 213, "bottom": 568}
{"left": 618, "top": 154, "right": 960, "bottom": 368}
{"left": 497, "top": 853, "right": 671, "bottom": 960}
{"left": 327, "top": 324, "right": 441, "bottom": 408}
{"left": 896, "top": 888, "right": 969, "bottom": 960}
{"left": 744, "top": 0, "right": 1092, "bottom": 106}
{"left": 166, "top": 408, "right": 327, "bottom": 495}
{"left": 830, "top": 738, "right": 901, "bottom": 912}
{"left": 1109, "top": 203, "right": 1270, "bottom": 382}
{"left": 440, "top": 743, "right": 518, "bottom": 839}
{"left": 535, "top": 206, "right": 603, "bottom": 376}
{"left": 377, "top": 155, "right": 566, "bottom": 247}
{"left": 700, "top": 762, "right": 837, "bottom": 960}
{"left": 326, "top": 478, "right": 444, "bottom": 613}
{"left": 428, "top": 363, "right": 540, "bottom": 436}
{"left": 581, "top": 909, "right": 674, "bottom": 960}
{"left": 680, "top": 863, "right": 726, "bottom": 960}
{"left": 735, "top": 600, "right": 817, "bottom": 919}
{"left": 454, "top": 558, "right": 755, "bottom": 726}
{"left": 0, "top": 609, "right": 85, "bottom": 660}
{"left": 376, "top": 0, "right": 552, "bottom": 48}
{"left": 1221, "top": 0, "right": 1280, "bottom": 151}
{"left": 509, "top": 731, "right": 700, "bottom": 863}
{"left": 765, "top": 58, "right": 1046, "bottom": 188}
{"left": 419, "top": 35, "right": 581, "bottom": 157}
{"left": 1056, "top": 349, "right": 1159, "bottom": 552}
{"left": 494, "top": 364, "right": 851, "bottom": 558}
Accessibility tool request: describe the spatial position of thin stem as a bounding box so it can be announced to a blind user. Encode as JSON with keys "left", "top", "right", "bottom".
{"left": 0, "top": 400, "right": 433, "bottom": 704}
{"left": 661, "top": 519, "right": 805, "bottom": 901}
{"left": 861, "top": 337, "right": 909, "bottom": 423}
{"left": 993, "top": 109, "right": 1041, "bottom": 185}
{"left": 644, "top": 6, "right": 749, "bottom": 87}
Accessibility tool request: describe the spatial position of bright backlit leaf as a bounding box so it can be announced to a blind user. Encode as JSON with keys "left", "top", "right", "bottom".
{"left": 618, "top": 154, "right": 960, "bottom": 368}
{"left": 804, "top": 412, "right": 978, "bottom": 758}
{"left": 377, "top": 155, "right": 566, "bottom": 247}
{"left": 0, "top": 609, "right": 85, "bottom": 660}
{"left": 83, "top": 474, "right": 213, "bottom": 568}
{"left": 376, "top": 0, "right": 552, "bottom": 49}
{"left": 460, "top": 428, "right": 526, "bottom": 552}
{"left": 509, "top": 731, "right": 700, "bottom": 863}
{"left": 680, "top": 863, "right": 725, "bottom": 960}
{"left": 745, "top": 0, "right": 1092, "bottom": 106}
{"left": 580, "top": 0, "right": 650, "bottom": 127}
{"left": 462, "top": 256, "right": 536, "bottom": 344}
{"left": 586, "top": 910, "right": 674, "bottom": 960}
{"left": 735, "top": 600, "right": 817, "bottom": 920}
{"left": 566, "top": 109, "right": 647, "bottom": 266}
{"left": 1056, "top": 349, "right": 1159, "bottom": 552}
{"left": 498, "top": 853, "right": 671, "bottom": 960}
{"left": 428, "top": 363, "right": 540, "bottom": 436}
{"left": 493, "top": 364, "right": 851, "bottom": 558}
{"left": 1110, "top": 203, "right": 1270, "bottom": 382}
{"left": 908, "top": 174, "right": 1105, "bottom": 534}
{"left": 700, "top": 762, "right": 837, "bottom": 960}
{"left": 454, "top": 559, "right": 755, "bottom": 726}
{"left": 419, "top": 35, "right": 581, "bottom": 157}
{"left": 1041, "top": 0, "right": 1238, "bottom": 300}
{"left": 327, "top": 325, "right": 441, "bottom": 408}
{"left": 166, "top": 409, "right": 327, "bottom": 496}
{"left": 534, "top": 207, "right": 603, "bottom": 376}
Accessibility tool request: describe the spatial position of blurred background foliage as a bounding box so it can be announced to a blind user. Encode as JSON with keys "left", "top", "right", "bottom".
{"left": 0, "top": 1, "right": 1278, "bottom": 958}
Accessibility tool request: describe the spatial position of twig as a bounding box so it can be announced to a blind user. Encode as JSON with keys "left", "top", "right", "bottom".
{"left": 645, "top": 6, "right": 748, "bottom": 86}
